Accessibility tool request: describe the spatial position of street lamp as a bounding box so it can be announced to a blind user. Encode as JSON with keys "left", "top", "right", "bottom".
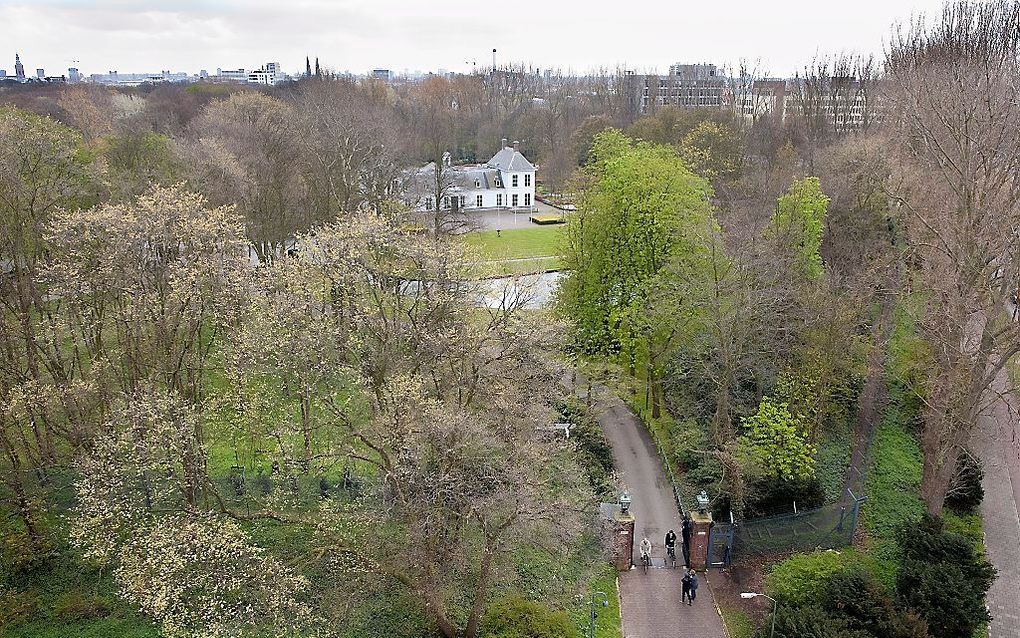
{"left": 696, "top": 490, "right": 710, "bottom": 514}
{"left": 741, "top": 592, "right": 777, "bottom": 638}
{"left": 619, "top": 491, "right": 631, "bottom": 515}
{"left": 588, "top": 591, "right": 608, "bottom": 638}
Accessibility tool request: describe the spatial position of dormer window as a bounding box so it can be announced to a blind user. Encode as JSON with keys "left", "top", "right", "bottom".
{"left": 495, "top": 178, "right": 502, "bottom": 187}
{"left": 475, "top": 180, "right": 481, "bottom": 188}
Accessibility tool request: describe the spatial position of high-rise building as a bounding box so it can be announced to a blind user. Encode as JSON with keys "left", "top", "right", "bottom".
{"left": 372, "top": 69, "right": 391, "bottom": 81}
{"left": 36, "top": 68, "right": 45, "bottom": 80}
{"left": 14, "top": 53, "right": 25, "bottom": 81}
{"left": 68, "top": 67, "right": 82, "bottom": 82}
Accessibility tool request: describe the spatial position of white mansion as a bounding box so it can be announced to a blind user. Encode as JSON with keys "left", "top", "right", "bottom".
{"left": 404, "top": 139, "right": 537, "bottom": 213}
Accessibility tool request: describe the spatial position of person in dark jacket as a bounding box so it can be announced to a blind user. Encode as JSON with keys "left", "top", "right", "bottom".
{"left": 687, "top": 568, "right": 699, "bottom": 605}
{"left": 681, "top": 570, "right": 692, "bottom": 604}
{"left": 664, "top": 529, "right": 677, "bottom": 563}
{"left": 680, "top": 517, "right": 692, "bottom": 566}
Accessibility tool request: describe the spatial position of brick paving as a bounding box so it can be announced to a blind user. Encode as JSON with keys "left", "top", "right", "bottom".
{"left": 594, "top": 394, "right": 729, "bottom": 638}
{"left": 972, "top": 366, "right": 1020, "bottom": 638}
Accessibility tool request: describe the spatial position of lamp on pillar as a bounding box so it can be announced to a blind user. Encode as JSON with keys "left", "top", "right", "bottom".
{"left": 696, "top": 490, "right": 710, "bottom": 514}
{"left": 619, "top": 491, "right": 632, "bottom": 515}
{"left": 688, "top": 490, "right": 713, "bottom": 570}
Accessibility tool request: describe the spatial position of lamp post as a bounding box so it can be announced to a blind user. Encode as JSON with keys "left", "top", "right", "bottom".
{"left": 619, "top": 491, "right": 631, "bottom": 515}
{"left": 740, "top": 592, "right": 777, "bottom": 638}
{"left": 588, "top": 591, "right": 608, "bottom": 638}
{"left": 696, "top": 490, "right": 710, "bottom": 514}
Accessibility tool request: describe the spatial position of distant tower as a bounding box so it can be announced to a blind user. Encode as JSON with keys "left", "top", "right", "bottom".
{"left": 305, "top": 56, "right": 311, "bottom": 78}
{"left": 314, "top": 57, "right": 320, "bottom": 77}
{"left": 14, "top": 53, "right": 25, "bottom": 82}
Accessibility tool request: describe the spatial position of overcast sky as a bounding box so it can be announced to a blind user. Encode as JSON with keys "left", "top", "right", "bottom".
{"left": 4, "top": 0, "right": 948, "bottom": 78}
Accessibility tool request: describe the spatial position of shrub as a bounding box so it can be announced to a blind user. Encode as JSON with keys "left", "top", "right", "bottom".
{"left": 0, "top": 588, "right": 36, "bottom": 631}
{"left": 481, "top": 596, "right": 574, "bottom": 638}
{"left": 895, "top": 515, "right": 994, "bottom": 638}
{"left": 53, "top": 590, "right": 111, "bottom": 622}
{"left": 766, "top": 550, "right": 857, "bottom": 606}
{"left": 743, "top": 475, "right": 825, "bottom": 518}
{"left": 529, "top": 215, "right": 565, "bottom": 225}
{"left": 944, "top": 449, "right": 983, "bottom": 513}
{"left": 557, "top": 400, "right": 614, "bottom": 495}
{"left": 759, "top": 605, "right": 857, "bottom": 638}
{"left": 823, "top": 571, "right": 928, "bottom": 638}
{"left": 740, "top": 397, "right": 816, "bottom": 482}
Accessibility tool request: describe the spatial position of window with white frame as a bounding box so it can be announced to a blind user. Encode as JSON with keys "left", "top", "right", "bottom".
{"left": 512, "top": 194, "right": 518, "bottom": 207}
{"left": 476, "top": 194, "right": 483, "bottom": 207}
{"left": 524, "top": 174, "right": 531, "bottom": 187}
{"left": 425, "top": 197, "right": 433, "bottom": 210}
{"left": 512, "top": 175, "right": 518, "bottom": 187}
{"left": 524, "top": 193, "right": 531, "bottom": 206}
{"left": 497, "top": 193, "right": 503, "bottom": 206}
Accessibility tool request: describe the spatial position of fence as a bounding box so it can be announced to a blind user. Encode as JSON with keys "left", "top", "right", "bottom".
{"left": 732, "top": 487, "right": 867, "bottom": 559}
{"left": 637, "top": 401, "right": 869, "bottom": 567}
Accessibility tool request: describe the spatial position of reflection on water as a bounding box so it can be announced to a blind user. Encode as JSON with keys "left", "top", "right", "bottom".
{"left": 479, "top": 271, "right": 563, "bottom": 309}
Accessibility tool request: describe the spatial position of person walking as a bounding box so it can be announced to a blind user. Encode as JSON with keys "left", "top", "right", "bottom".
{"left": 687, "top": 568, "right": 699, "bottom": 605}
{"left": 681, "top": 569, "right": 692, "bottom": 605}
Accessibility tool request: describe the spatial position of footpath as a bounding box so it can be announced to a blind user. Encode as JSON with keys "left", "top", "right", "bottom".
{"left": 972, "top": 365, "right": 1020, "bottom": 638}
{"left": 592, "top": 393, "right": 729, "bottom": 638}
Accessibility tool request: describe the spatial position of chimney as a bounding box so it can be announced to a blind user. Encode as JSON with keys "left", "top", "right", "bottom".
{"left": 513, "top": 140, "right": 519, "bottom": 152}
{"left": 501, "top": 137, "right": 508, "bottom": 148}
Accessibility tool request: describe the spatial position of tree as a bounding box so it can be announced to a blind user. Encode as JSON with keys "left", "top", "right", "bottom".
{"left": 294, "top": 77, "right": 403, "bottom": 218}
{"left": 740, "top": 396, "right": 817, "bottom": 482}
{"left": 770, "top": 177, "right": 829, "bottom": 280}
{"left": 186, "top": 92, "right": 305, "bottom": 262}
{"left": 45, "top": 184, "right": 247, "bottom": 401}
{"left": 70, "top": 390, "right": 315, "bottom": 638}
{"left": 885, "top": 0, "right": 1020, "bottom": 514}
{"left": 561, "top": 130, "right": 715, "bottom": 417}
{"left": 0, "top": 106, "right": 98, "bottom": 552}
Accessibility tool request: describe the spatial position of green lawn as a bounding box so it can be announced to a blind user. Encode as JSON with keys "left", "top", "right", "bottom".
{"left": 464, "top": 226, "right": 564, "bottom": 261}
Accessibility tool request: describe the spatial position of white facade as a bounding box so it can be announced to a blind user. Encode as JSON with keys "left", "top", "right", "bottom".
{"left": 406, "top": 141, "right": 537, "bottom": 213}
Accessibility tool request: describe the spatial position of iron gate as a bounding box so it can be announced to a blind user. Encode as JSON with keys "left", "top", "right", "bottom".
{"left": 707, "top": 512, "right": 735, "bottom": 568}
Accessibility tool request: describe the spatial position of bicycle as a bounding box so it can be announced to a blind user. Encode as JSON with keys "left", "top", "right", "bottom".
{"left": 665, "top": 544, "right": 677, "bottom": 569}
{"left": 640, "top": 552, "right": 651, "bottom": 572}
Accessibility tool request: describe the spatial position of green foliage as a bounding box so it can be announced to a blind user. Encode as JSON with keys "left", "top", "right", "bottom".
{"left": 895, "top": 516, "right": 994, "bottom": 638}
{"left": 743, "top": 475, "right": 825, "bottom": 518}
{"left": 740, "top": 397, "right": 817, "bottom": 482}
{"left": 770, "top": 177, "right": 829, "bottom": 280}
{"left": 815, "top": 429, "right": 853, "bottom": 503}
{"left": 862, "top": 395, "right": 925, "bottom": 542}
{"left": 480, "top": 596, "right": 574, "bottom": 638}
{"left": 557, "top": 400, "right": 615, "bottom": 496}
{"left": 560, "top": 129, "right": 715, "bottom": 357}
{"left": 678, "top": 120, "right": 742, "bottom": 182}
{"left": 766, "top": 549, "right": 859, "bottom": 606}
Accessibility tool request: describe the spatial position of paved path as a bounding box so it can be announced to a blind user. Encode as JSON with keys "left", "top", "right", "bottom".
{"left": 972, "top": 365, "right": 1020, "bottom": 638}
{"left": 593, "top": 394, "right": 728, "bottom": 638}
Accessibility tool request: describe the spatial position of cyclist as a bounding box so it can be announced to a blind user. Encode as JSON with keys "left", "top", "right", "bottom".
{"left": 664, "top": 529, "right": 677, "bottom": 564}
{"left": 639, "top": 537, "right": 652, "bottom": 567}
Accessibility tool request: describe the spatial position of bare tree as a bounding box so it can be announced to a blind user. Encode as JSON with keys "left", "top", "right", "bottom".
{"left": 885, "top": 0, "right": 1020, "bottom": 514}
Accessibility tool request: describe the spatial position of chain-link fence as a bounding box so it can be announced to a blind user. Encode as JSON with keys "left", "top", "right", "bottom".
{"left": 731, "top": 487, "right": 866, "bottom": 558}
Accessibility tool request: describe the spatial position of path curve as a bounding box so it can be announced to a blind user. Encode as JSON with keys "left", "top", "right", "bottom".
{"left": 593, "top": 391, "right": 729, "bottom": 638}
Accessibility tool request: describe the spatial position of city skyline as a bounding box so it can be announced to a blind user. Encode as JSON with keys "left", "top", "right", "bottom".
{"left": 4, "top": 0, "right": 947, "bottom": 79}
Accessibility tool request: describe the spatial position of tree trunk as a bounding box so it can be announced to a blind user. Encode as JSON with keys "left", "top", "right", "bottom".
{"left": 463, "top": 545, "right": 496, "bottom": 638}
{"left": 919, "top": 417, "right": 961, "bottom": 516}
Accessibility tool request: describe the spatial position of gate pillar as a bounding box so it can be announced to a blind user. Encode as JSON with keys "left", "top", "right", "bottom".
{"left": 689, "top": 510, "right": 713, "bottom": 570}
